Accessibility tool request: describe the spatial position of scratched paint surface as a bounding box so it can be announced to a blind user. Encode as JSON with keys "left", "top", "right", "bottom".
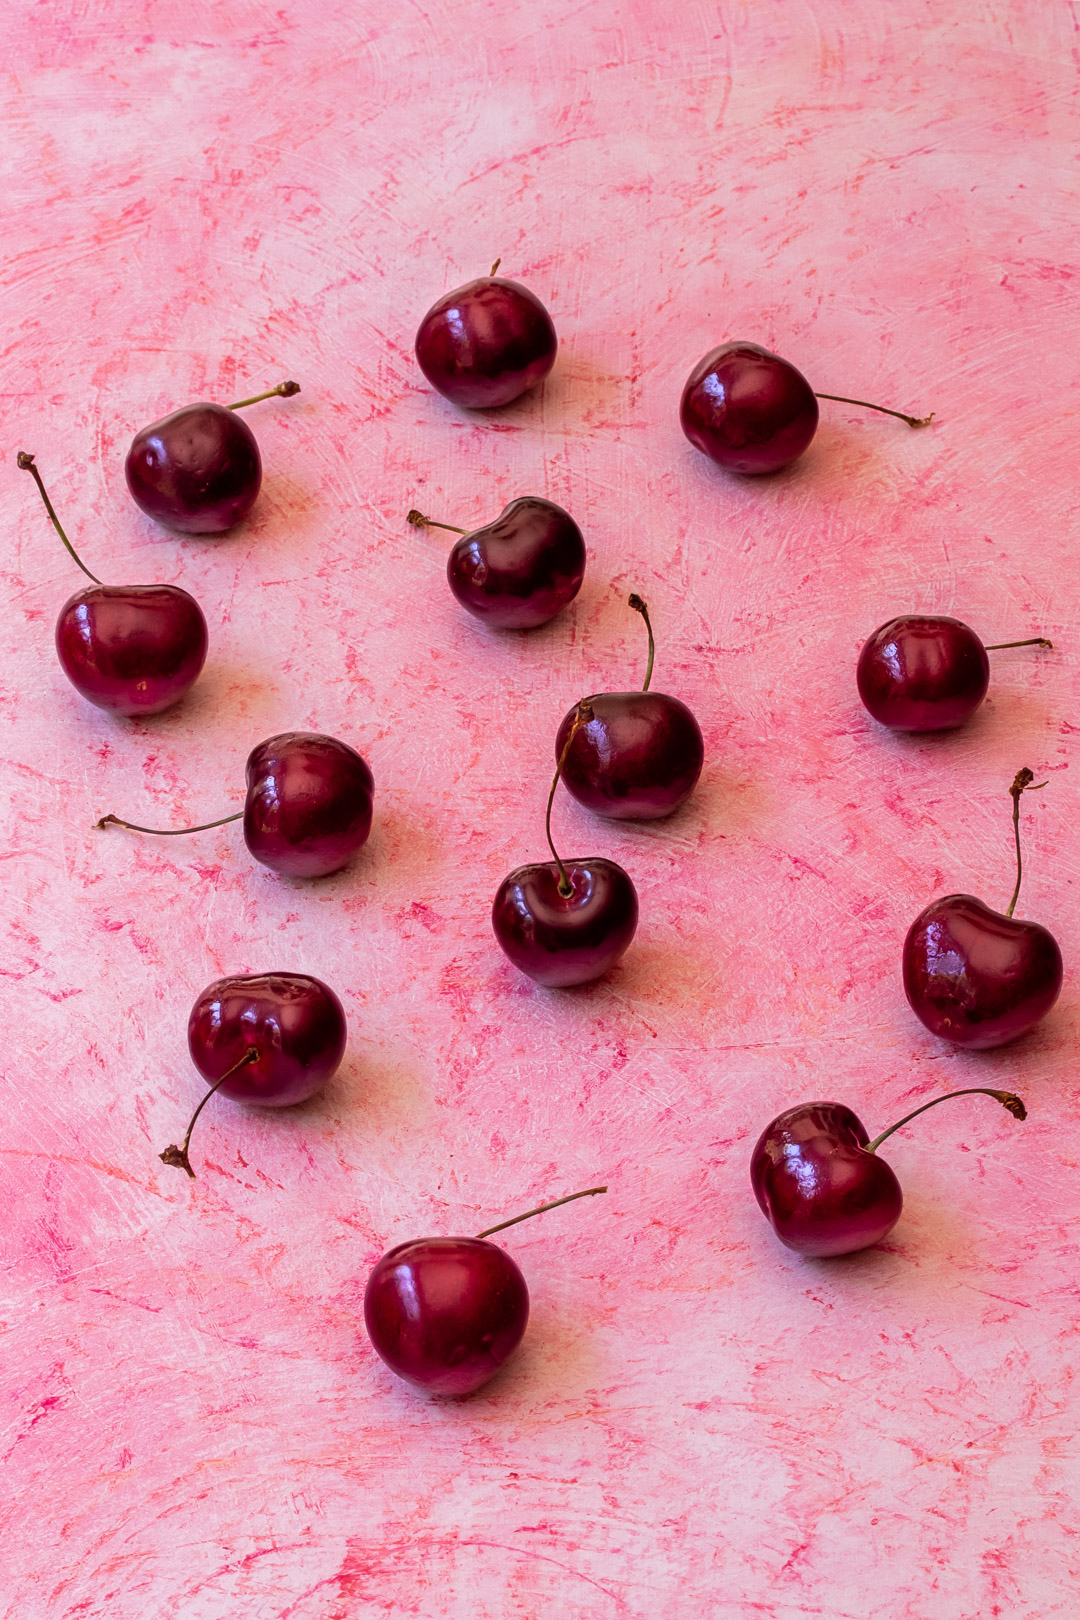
{"left": 4, "top": 2, "right": 1080, "bottom": 1615}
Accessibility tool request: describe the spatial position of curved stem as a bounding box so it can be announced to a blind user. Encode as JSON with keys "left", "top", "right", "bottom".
{"left": 1006, "top": 767, "right": 1048, "bottom": 918}
{"left": 406, "top": 509, "right": 467, "bottom": 535}
{"left": 96, "top": 810, "right": 243, "bottom": 836}
{"left": 985, "top": 637, "right": 1053, "bottom": 651}
{"left": 813, "top": 392, "right": 933, "bottom": 429}
{"left": 228, "top": 380, "right": 300, "bottom": 410}
{"left": 865, "top": 1088, "right": 1026, "bottom": 1155}
{"left": 17, "top": 452, "right": 102, "bottom": 585}
{"left": 476, "top": 1184, "right": 607, "bottom": 1239}
{"left": 546, "top": 698, "right": 594, "bottom": 896}
{"left": 628, "top": 594, "right": 655, "bottom": 691}
{"left": 490, "top": 258, "right": 502, "bottom": 276}
{"left": 159, "top": 1047, "right": 260, "bottom": 1178}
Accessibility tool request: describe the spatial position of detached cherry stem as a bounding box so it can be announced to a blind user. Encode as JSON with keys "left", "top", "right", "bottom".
{"left": 17, "top": 452, "right": 102, "bottom": 585}
{"left": 865, "top": 1087, "right": 1026, "bottom": 1155}
{"left": 546, "top": 698, "right": 594, "bottom": 896}
{"left": 227, "top": 380, "right": 300, "bottom": 410}
{"left": 985, "top": 637, "right": 1054, "bottom": 651}
{"left": 813, "top": 392, "right": 933, "bottom": 429}
{"left": 628, "top": 593, "right": 655, "bottom": 692}
{"left": 159, "top": 1047, "right": 260, "bottom": 1179}
{"left": 1006, "top": 767, "right": 1048, "bottom": 918}
{"left": 406, "top": 509, "right": 467, "bottom": 536}
{"left": 476, "top": 1184, "right": 607, "bottom": 1239}
{"left": 96, "top": 810, "right": 243, "bottom": 836}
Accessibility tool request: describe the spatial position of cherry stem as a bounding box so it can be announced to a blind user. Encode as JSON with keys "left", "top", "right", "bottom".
{"left": 865, "top": 1087, "right": 1026, "bottom": 1156}
{"left": 227, "top": 380, "right": 300, "bottom": 410}
{"left": 628, "top": 593, "right": 655, "bottom": 691}
{"left": 1006, "top": 767, "right": 1048, "bottom": 918}
{"left": 813, "top": 392, "right": 933, "bottom": 429}
{"left": 546, "top": 698, "right": 594, "bottom": 896}
{"left": 159, "top": 1047, "right": 260, "bottom": 1178}
{"left": 476, "top": 1184, "right": 607, "bottom": 1239}
{"left": 984, "top": 637, "right": 1054, "bottom": 651}
{"left": 96, "top": 811, "right": 243, "bottom": 836}
{"left": 490, "top": 258, "right": 502, "bottom": 276}
{"left": 406, "top": 509, "right": 467, "bottom": 535}
{"left": 17, "top": 451, "right": 102, "bottom": 585}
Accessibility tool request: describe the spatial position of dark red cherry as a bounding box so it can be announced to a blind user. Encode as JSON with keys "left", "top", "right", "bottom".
{"left": 125, "top": 380, "right": 299, "bottom": 535}
{"left": 903, "top": 771, "right": 1062, "bottom": 1049}
{"left": 408, "top": 497, "right": 585, "bottom": 630}
{"left": 415, "top": 264, "right": 557, "bottom": 409}
{"left": 555, "top": 594, "right": 703, "bottom": 819}
{"left": 680, "top": 341, "right": 929, "bottom": 476}
{"left": 857, "top": 616, "right": 1051, "bottom": 732}
{"left": 19, "top": 451, "right": 208, "bottom": 716}
{"left": 752, "top": 1089, "right": 1025, "bottom": 1258}
{"left": 364, "top": 1187, "right": 605, "bottom": 1396}
{"left": 160, "top": 970, "right": 346, "bottom": 1177}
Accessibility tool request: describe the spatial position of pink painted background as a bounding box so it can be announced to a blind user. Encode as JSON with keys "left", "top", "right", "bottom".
{"left": 5, "top": 2, "right": 1080, "bottom": 1614}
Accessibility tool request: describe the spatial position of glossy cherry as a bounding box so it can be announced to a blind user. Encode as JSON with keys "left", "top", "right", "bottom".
{"left": 904, "top": 770, "right": 1062, "bottom": 1049}
{"left": 415, "top": 261, "right": 557, "bottom": 409}
{"left": 364, "top": 1185, "right": 606, "bottom": 1396}
{"left": 492, "top": 701, "right": 639, "bottom": 986}
{"left": 555, "top": 594, "right": 704, "bottom": 819}
{"left": 160, "top": 971, "right": 347, "bottom": 1177}
{"left": 98, "top": 731, "right": 374, "bottom": 878}
{"left": 858, "top": 615, "right": 1051, "bottom": 732}
{"left": 752, "top": 1088, "right": 1026, "bottom": 1258}
{"left": 680, "top": 341, "right": 931, "bottom": 476}
{"left": 408, "top": 496, "right": 585, "bottom": 630}
{"left": 125, "top": 379, "right": 300, "bottom": 535}
{"left": 18, "top": 451, "right": 208, "bottom": 717}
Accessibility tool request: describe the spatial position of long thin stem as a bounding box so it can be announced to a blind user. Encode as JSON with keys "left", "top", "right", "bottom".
{"left": 96, "top": 811, "right": 243, "bottom": 836}
{"left": 628, "top": 594, "right": 655, "bottom": 691}
{"left": 406, "top": 509, "right": 467, "bottom": 535}
{"left": 159, "top": 1047, "right": 260, "bottom": 1178}
{"left": 546, "top": 699, "right": 594, "bottom": 896}
{"left": 865, "top": 1088, "right": 1026, "bottom": 1155}
{"left": 228, "top": 380, "right": 300, "bottom": 410}
{"left": 1006, "top": 767, "right": 1048, "bottom": 918}
{"left": 813, "top": 392, "right": 933, "bottom": 429}
{"left": 17, "top": 452, "right": 102, "bottom": 584}
{"left": 476, "top": 1185, "right": 607, "bottom": 1239}
{"left": 985, "top": 637, "right": 1053, "bottom": 651}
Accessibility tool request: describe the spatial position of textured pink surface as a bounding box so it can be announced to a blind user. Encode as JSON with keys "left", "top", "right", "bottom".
{"left": 5, "top": 3, "right": 1080, "bottom": 1615}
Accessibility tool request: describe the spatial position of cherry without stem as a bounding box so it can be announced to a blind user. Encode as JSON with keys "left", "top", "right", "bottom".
{"left": 857, "top": 614, "right": 1052, "bottom": 732}
{"left": 408, "top": 495, "right": 585, "bottom": 630}
{"left": 414, "top": 264, "right": 557, "bottom": 410}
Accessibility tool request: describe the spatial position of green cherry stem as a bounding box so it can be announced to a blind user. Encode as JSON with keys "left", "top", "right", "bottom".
{"left": 476, "top": 1184, "right": 607, "bottom": 1239}
{"left": 227, "top": 380, "right": 300, "bottom": 410}
{"left": 1006, "top": 767, "right": 1048, "bottom": 919}
{"left": 813, "top": 392, "right": 934, "bottom": 429}
{"left": 159, "top": 1047, "right": 260, "bottom": 1179}
{"left": 545, "top": 698, "right": 594, "bottom": 897}
{"left": 17, "top": 452, "right": 102, "bottom": 585}
{"left": 96, "top": 811, "right": 243, "bottom": 836}
{"left": 406, "top": 509, "right": 468, "bottom": 535}
{"left": 984, "top": 637, "right": 1053, "bottom": 651}
{"left": 628, "top": 593, "right": 655, "bottom": 692}
{"left": 865, "top": 1088, "right": 1026, "bottom": 1156}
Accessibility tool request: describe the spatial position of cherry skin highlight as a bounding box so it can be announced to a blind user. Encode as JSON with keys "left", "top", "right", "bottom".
{"left": 858, "top": 615, "right": 1051, "bottom": 732}
{"left": 415, "top": 268, "right": 557, "bottom": 409}
{"left": 492, "top": 858, "right": 639, "bottom": 987}
{"left": 410, "top": 497, "right": 585, "bottom": 630}
{"left": 243, "top": 733, "right": 375, "bottom": 878}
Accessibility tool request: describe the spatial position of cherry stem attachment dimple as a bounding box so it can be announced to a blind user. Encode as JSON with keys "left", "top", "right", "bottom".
{"left": 984, "top": 637, "right": 1054, "bottom": 651}
{"left": 406, "top": 509, "right": 467, "bottom": 535}
{"left": 1006, "top": 767, "right": 1048, "bottom": 918}
{"left": 813, "top": 392, "right": 934, "bottom": 430}
{"left": 17, "top": 451, "right": 102, "bottom": 585}
{"left": 546, "top": 698, "right": 594, "bottom": 896}
{"left": 227, "top": 380, "right": 300, "bottom": 410}
{"left": 628, "top": 593, "right": 655, "bottom": 692}
{"left": 96, "top": 811, "right": 243, "bottom": 836}
{"left": 865, "top": 1088, "right": 1026, "bottom": 1156}
{"left": 476, "top": 1184, "right": 607, "bottom": 1239}
{"left": 159, "top": 1047, "right": 260, "bottom": 1178}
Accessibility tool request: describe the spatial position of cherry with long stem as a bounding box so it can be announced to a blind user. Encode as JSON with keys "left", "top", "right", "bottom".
{"left": 160, "top": 1047, "right": 259, "bottom": 1178}
{"left": 97, "top": 810, "right": 242, "bottom": 835}
{"left": 227, "top": 380, "right": 301, "bottom": 410}
{"left": 864, "top": 1087, "right": 1026, "bottom": 1155}
{"left": 1005, "top": 767, "right": 1048, "bottom": 919}
{"left": 545, "top": 699, "right": 594, "bottom": 896}
{"left": 813, "top": 392, "right": 933, "bottom": 429}
{"left": 18, "top": 452, "right": 102, "bottom": 583}
{"left": 476, "top": 1184, "right": 607, "bottom": 1239}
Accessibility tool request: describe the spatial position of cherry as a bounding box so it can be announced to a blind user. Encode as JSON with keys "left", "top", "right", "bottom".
{"left": 364, "top": 1185, "right": 606, "bottom": 1395}
{"left": 555, "top": 594, "right": 704, "bottom": 819}
{"left": 904, "top": 769, "right": 1063, "bottom": 1049}
{"left": 18, "top": 451, "right": 208, "bottom": 717}
{"left": 407, "top": 496, "right": 585, "bottom": 630}
{"left": 159, "top": 971, "right": 346, "bottom": 1177}
{"left": 414, "top": 260, "right": 557, "bottom": 409}
{"left": 125, "top": 379, "right": 300, "bottom": 535}
{"left": 97, "top": 731, "right": 374, "bottom": 878}
{"left": 858, "top": 615, "right": 1052, "bottom": 732}
{"left": 680, "top": 341, "right": 931, "bottom": 476}
{"left": 752, "top": 1088, "right": 1026, "bottom": 1258}
{"left": 492, "top": 701, "right": 639, "bottom": 986}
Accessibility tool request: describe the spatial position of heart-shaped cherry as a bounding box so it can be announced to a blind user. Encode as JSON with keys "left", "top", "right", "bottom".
{"left": 407, "top": 496, "right": 585, "bottom": 630}
{"left": 858, "top": 615, "right": 1052, "bottom": 731}
{"left": 159, "top": 971, "right": 347, "bottom": 1177}
{"left": 752, "top": 1087, "right": 1026, "bottom": 1258}
{"left": 492, "top": 701, "right": 639, "bottom": 986}
{"left": 555, "top": 594, "right": 704, "bottom": 819}
{"left": 680, "top": 341, "right": 931, "bottom": 476}
{"left": 414, "top": 261, "right": 557, "bottom": 409}
{"left": 364, "top": 1184, "right": 606, "bottom": 1395}
{"left": 18, "top": 451, "right": 208, "bottom": 717}
{"left": 98, "top": 731, "right": 374, "bottom": 878}
{"left": 125, "top": 379, "right": 300, "bottom": 535}
{"left": 904, "top": 769, "right": 1063, "bottom": 1048}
